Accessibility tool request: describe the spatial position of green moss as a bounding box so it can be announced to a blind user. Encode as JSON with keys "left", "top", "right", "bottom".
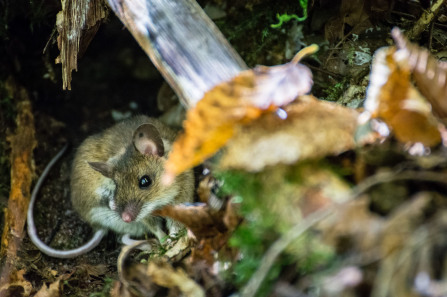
{"left": 322, "top": 79, "right": 349, "bottom": 101}
{"left": 217, "top": 163, "right": 340, "bottom": 295}
{"left": 89, "top": 278, "right": 114, "bottom": 297}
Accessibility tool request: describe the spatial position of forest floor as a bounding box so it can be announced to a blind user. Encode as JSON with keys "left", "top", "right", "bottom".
{"left": 1, "top": 0, "right": 447, "bottom": 296}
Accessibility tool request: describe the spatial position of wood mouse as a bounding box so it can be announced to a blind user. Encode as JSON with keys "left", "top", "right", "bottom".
{"left": 27, "top": 116, "right": 194, "bottom": 258}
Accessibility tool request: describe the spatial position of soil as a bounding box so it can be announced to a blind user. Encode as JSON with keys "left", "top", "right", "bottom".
{"left": 2, "top": 10, "right": 165, "bottom": 296}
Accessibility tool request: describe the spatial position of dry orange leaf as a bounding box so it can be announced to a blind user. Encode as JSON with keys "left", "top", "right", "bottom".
{"left": 163, "top": 45, "right": 318, "bottom": 181}
{"left": 34, "top": 279, "right": 61, "bottom": 297}
{"left": 392, "top": 27, "right": 447, "bottom": 122}
{"left": 0, "top": 269, "right": 33, "bottom": 296}
{"left": 146, "top": 261, "right": 205, "bottom": 297}
{"left": 363, "top": 44, "right": 441, "bottom": 147}
{"left": 153, "top": 198, "right": 240, "bottom": 240}
{"left": 154, "top": 197, "right": 241, "bottom": 265}
{"left": 220, "top": 95, "right": 359, "bottom": 171}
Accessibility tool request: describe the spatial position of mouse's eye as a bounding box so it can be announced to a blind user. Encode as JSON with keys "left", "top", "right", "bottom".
{"left": 139, "top": 175, "right": 152, "bottom": 189}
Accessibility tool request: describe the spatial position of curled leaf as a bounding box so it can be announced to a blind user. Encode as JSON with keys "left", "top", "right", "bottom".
{"left": 220, "top": 95, "right": 359, "bottom": 171}
{"left": 153, "top": 197, "right": 241, "bottom": 265}
{"left": 153, "top": 198, "right": 241, "bottom": 240}
{"left": 392, "top": 27, "right": 447, "bottom": 122}
{"left": 147, "top": 261, "right": 205, "bottom": 297}
{"left": 363, "top": 44, "right": 441, "bottom": 147}
{"left": 0, "top": 270, "right": 32, "bottom": 297}
{"left": 163, "top": 45, "right": 318, "bottom": 181}
{"left": 34, "top": 279, "right": 60, "bottom": 297}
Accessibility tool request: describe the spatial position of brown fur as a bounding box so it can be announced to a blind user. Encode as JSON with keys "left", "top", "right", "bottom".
{"left": 70, "top": 116, "right": 194, "bottom": 238}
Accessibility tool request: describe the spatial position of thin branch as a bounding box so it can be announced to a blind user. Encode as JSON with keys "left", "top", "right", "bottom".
{"left": 406, "top": 0, "right": 446, "bottom": 40}
{"left": 428, "top": 21, "right": 435, "bottom": 50}
{"left": 349, "top": 170, "right": 447, "bottom": 200}
{"left": 241, "top": 169, "right": 447, "bottom": 297}
{"left": 241, "top": 208, "right": 333, "bottom": 297}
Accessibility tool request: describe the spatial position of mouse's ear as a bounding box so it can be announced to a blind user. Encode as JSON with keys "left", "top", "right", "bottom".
{"left": 89, "top": 162, "right": 113, "bottom": 178}
{"left": 133, "top": 124, "right": 165, "bottom": 157}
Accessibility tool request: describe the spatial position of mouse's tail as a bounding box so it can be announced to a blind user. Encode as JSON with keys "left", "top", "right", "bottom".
{"left": 27, "top": 144, "right": 106, "bottom": 258}
{"left": 28, "top": 228, "right": 106, "bottom": 258}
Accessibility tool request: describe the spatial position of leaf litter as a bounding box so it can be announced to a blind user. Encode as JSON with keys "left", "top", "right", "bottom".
{"left": 6, "top": 1, "right": 447, "bottom": 296}
{"left": 139, "top": 24, "right": 447, "bottom": 297}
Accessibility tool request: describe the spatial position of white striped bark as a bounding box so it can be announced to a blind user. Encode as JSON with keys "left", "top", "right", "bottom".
{"left": 107, "top": 0, "right": 248, "bottom": 108}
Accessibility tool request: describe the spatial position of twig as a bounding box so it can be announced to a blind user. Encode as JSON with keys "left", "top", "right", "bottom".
{"left": 372, "top": 217, "right": 433, "bottom": 297}
{"left": 390, "top": 10, "right": 416, "bottom": 19}
{"left": 428, "top": 21, "right": 435, "bottom": 51}
{"left": 349, "top": 170, "right": 447, "bottom": 199}
{"left": 241, "top": 169, "right": 447, "bottom": 297}
{"left": 434, "top": 22, "right": 447, "bottom": 30}
{"left": 324, "top": 22, "right": 365, "bottom": 67}
{"left": 241, "top": 208, "right": 333, "bottom": 297}
{"left": 291, "top": 44, "right": 319, "bottom": 64}
{"left": 304, "top": 64, "right": 343, "bottom": 78}
{"left": 406, "top": 0, "right": 446, "bottom": 40}
{"left": 42, "top": 26, "right": 57, "bottom": 54}
{"left": 117, "top": 239, "right": 158, "bottom": 286}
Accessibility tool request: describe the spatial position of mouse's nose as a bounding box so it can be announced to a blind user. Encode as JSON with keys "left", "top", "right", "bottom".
{"left": 121, "top": 202, "right": 140, "bottom": 223}
{"left": 122, "top": 212, "right": 133, "bottom": 223}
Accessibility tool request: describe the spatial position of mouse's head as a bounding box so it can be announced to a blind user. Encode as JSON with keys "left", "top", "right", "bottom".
{"left": 89, "top": 123, "right": 179, "bottom": 224}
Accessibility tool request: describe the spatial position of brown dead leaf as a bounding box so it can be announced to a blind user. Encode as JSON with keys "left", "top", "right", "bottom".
{"left": 163, "top": 45, "right": 318, "bottom": 181}
{"left": 372, "top": 192, "right": 442, "bottom": 297}
{"left": 220, "top": 95, "right": 359, "bottom": 171}
{"left": 153, "top": 199, "right": 241, "bottom": 240}
{"left": 164, "top": 236, "right": 192, "bottom": 260}
{"left": 324, "top": 0, "right": 372, "bottom": 43}
{"left": 110, "top": 281, "right": 128, "bottom": 297}
{"left": 369, "top": 0, "right": 394, "bottom": 16}
{"left": 320, "top": 186, "right": 440, "bottom": 268}
{"left": 117, "top": 263, "right": 166, "bottom": 297}
{"left": 154, "top": 198, "right": 241, "bottom": 265}
{"left": 76, "top": 264, "right": 108, "bottom": 277}
{"left": 197, "top": 175, "right": 220, "bottom": 204}
{"left": 155, "top": 204, "right": 226, "bottom": 238}
{"left": 392, "top": 27, "right": 447, "bottom": 123}
{"left": 0, "top": 269, "right": 33, "bottom": 297}
{"left": 381, "top": 191, "right": 432, "bottom": 256}
{"left": 147, "top": 261, "right": 205, "bottom": 297}
{"left": 188, "top": 262, "right": 223, "bottom": 297}
{"left": 318, "top": 196, "right": 385, "bottom": 254}
{"left": 363, "top": 45, "right": 442, "bottom": 147}
{"left": 340, "top": 0, "right": 371, "bottom": 29}
{"left": 34, "top": 279, "right": 60, "bottom": 297}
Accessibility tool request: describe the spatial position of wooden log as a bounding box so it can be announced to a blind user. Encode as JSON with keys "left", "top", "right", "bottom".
{"left": 106, "top": 0, "right": 248, "bottom": 107}
{"left": 0, "top": 79, "right": 37, "bottom": 295}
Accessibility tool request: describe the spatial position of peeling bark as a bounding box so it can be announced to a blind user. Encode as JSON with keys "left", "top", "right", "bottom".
{"left": 0, "top": 79, "right": 37, "bottom": 296}
{"left": 107, "top": 0, "right": 248, "bottom": 107}
{"left": 56, "top": 0, "right": 108, "bottom": 90}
